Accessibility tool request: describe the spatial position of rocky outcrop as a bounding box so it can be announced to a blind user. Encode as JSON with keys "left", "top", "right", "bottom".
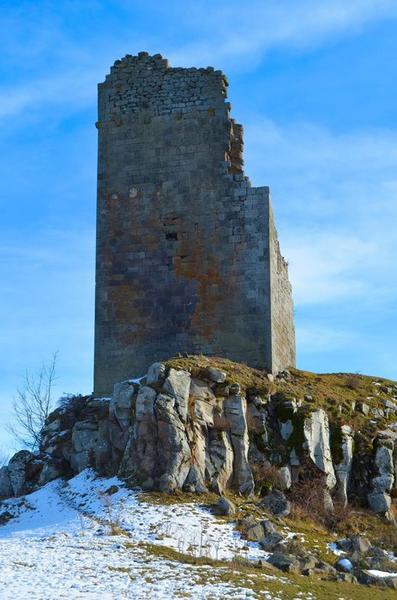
{"left": 1, "top": 359, "right": 397, "bottom": 524}
{"left": 368, "top": 435, "right": 395, "bottom": 516}
{"left": 334, "top": 425, "right": 354, "bottom": 506}
{"left": 303, "top": 409, "right": 336, "bottom": 489}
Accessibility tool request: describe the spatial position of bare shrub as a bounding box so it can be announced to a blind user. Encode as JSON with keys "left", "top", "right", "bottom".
{"left": 251, "top": 462, "right": 285, "bottom": 494}
{"left": 345, "top": 375, "right": 360, "bottom": 391}
{"left": 58, "top": 394, "right": 87, "bottom": 420}
{"left": 8, "top": 353, "right": 58, "bottom": 451}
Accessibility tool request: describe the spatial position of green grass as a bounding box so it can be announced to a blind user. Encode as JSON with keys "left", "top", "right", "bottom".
{"left": 133, "top": 541, "right": 397, "bottom": 600}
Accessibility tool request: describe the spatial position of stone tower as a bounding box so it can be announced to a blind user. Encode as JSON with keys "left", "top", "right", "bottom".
{"left": 94, "top": 52, "right": 295, "bottom": 396}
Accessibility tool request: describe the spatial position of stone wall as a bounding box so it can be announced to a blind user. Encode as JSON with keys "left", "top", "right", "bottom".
{"left": 94, "top": 52, "right": 295, "bottom": 396}
{"left": 269, "top": 204, "right": 296, "bottom": 372}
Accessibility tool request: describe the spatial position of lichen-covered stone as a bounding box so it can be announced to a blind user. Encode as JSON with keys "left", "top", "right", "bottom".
{"left": 303, "top": 409, "right": 336, "bottom": 489}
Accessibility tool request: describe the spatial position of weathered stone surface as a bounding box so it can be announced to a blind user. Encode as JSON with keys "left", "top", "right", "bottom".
{"left": 212, "top": 496, "right": 235, "bottom": 517}
{"left": 224, "top": 395, "right": 254, "bottom": 495}
{"left": 156, "top": 393, "right": 192, "bottom": 492}
{"left": 260, "top": 533, "right": 284, "bottom": 550}
{"left": 7, "top": 450, "right": 35, "bottom": 496}
{"left": 368, "top": 491, "right": 391, "bottom": 513}
{"left": 71, "top": 420, "right": 111, "bottom": 474}
{"left": 334, "top": 425, "right": 354, "bottom": 506}
{"left": 146, "top": 362, "right": 166, "bottom": 386}
{"left": 368, "top": 439, "right": 395, "bottom": 514}
{"left": 206, "top": 367, "right": 227, "bottom": 383}
{"left": 37, "top": 461, "right": 63, "bottom": 487}
{"left": 280, "top": 419, "right": 293, "bottom": 441}
{"left": 260, "top": 489, "right": 291, "bottom": 517}
{"left": 277, "top": 466, "right": 292, "bottom": 490}
{"left": 303, "top": 409, "right": 336, "bottom": 489}
{"left": 0, "top": 467, "right": 12, "bottom": 499}
{"left": 119, "top": 386, "right": 157, "bottom": 484}
{"left": 110, "top": 381, "right": 135, "bottom": 429}
{"left": 93, "top": 53, "right": 295, "bottom": 397}
{"left": 268, "top": 553, "right": 300, "bottom": 574}
{"left": 163, "top": 369, "right": 191, "bottom": 422}
{"left": 206, "top": 429, "right": 234, "bottom": 494}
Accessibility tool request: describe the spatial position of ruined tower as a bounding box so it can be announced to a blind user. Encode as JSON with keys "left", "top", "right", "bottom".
{"left": 94, "top": 52, "right": 295, "bottom": 396}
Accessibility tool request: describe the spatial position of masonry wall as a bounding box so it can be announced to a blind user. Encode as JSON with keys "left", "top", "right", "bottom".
{"left": 269, "top": 204, "right": 296, "bottom": 372}
{"left": 94, "top": 52, "right": 294, "bottom": 396}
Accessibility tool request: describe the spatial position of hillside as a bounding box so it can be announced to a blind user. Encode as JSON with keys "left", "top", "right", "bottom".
{"left": 1, "top": 356, "right": 397, "bottom": 598}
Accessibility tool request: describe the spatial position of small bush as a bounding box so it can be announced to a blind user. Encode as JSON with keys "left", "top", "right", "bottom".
{"left": 58, "top": 394, "right": 88, "bottom": 419}
{"left": 251, "top": 462, "right": 285, "bottom": 495}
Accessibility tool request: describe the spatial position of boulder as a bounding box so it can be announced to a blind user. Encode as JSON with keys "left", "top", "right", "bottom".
{"left": 351, "top": 535, "right": 371, "bottom": 554}
{"left": 7, "top": 450, "right": 35, "bottom": 496}
{"left": 259, "top": 533, "right": 284, "bottom": 550}
{"left": 0, "top": 467, "right": 12, "bottom": 499}
{"left": 212, "top": 496, "right": 235, "bottom": 517}
{"left": 267, "top": 553, "right": 300, "bottom": 574}
{"left": 336, "top": 558, "right": 353, "bottom": 573}
{"left": 260, "top": 489, "right": 291, "bottom": 517}
{"left": 303, "top": 409, "right": 336, "bottom": 489}
{"left": 245, "top": 523, "right": 265, "bottom": 541}
{"left": 37, "top": 460, "right": 63, "bottom": 487}
{"left": 146, "top": 362, "right": 166, "bottom": 385}
{"left": 368, "top": 491, "right": 391, "bottom": 514}
{"left": 206, "top": 367, "right": 227, "bottom": 384}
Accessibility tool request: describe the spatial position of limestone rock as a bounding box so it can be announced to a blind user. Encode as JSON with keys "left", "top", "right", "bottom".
{"left": 146, "top": 362, "right": 166, "bottom": 385}
{"left": 163, "top": 368, "right": 191, "bottom": 422}
{"left": 277, "top": 465, "right": 292, "bottom": 491}
{"left": 260, "top": 489, "right": 291, "bottom": 517}
{"left": 334, "top": 425, "right": 354, "bottom": 506}
{"left": 110, "top": 381, "right": 135, "bottom": 430}
{"left": 37, "top": 460, "right": 63, "bottom": 487}
{"left": 155, "top": 393, "right": 191, "bottom": 492}
{"left": 206, "top": 429, "right": 234, "bottom": 494}
{"left": 212, "top": 496, "right": 235, "bottom": 517}
{"left": 224, "top": 394, "right": 254, "bottom": 495}
{"left": 71, "top": 420, "right": 111, "bottom": 474}
{"left": 303, "top": 409, "right": 336, "bottom": 489}
{"left": 368, "top": 440, "right": 395, "bottom": 514}
{"left": 206, "top": 367, "right": 227, "bottom": 383}
{"left": 119, "top": 386, "right": 157, "bottom": 484}
{"left": 268, "top": 553, "right": 300, "bottom": 574}
{"left": 7, "top": 450, "right": 35, "bottom": 496}
{"left": 0, "top": 467, "right": 12, "bottom": 499}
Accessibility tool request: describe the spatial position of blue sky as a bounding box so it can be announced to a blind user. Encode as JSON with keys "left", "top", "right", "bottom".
{"left": 1, "top": 0, "right": 397, "bottom": 450}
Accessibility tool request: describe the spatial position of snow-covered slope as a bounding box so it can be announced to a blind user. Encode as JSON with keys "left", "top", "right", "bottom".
{"left": 0, "top": 470, "right": 273, "bottom": 599}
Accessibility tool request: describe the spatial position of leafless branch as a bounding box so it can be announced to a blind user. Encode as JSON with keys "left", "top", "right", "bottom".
{"left": 7, "top": 352, "right": 58, "bottom": 451}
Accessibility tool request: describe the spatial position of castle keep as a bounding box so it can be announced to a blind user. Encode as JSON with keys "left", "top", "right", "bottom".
{"left": 94, "top": 52, "right": 295, "bottom": 396}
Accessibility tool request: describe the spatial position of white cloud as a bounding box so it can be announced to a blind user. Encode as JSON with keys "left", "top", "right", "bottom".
{"left": 296, "top": 323, "right": 357, "bottom": 353}
{"left": 168, "top": 0, "right": 397, "bottom": 67}
{"left": 241, "top": 117, "right": 397, "bottom": 310}
{"left": 1, "top": 0, "right": 397, "bottom": 120}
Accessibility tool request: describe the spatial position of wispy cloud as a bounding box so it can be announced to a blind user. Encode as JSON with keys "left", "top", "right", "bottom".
{"left": 1, "top": 0, "right": 397, "bottom": 121}
{"left": 168, "top": 0, "right": 397, "bottom": 66}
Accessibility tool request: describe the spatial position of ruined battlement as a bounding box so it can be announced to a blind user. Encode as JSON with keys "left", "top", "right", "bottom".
{"left": 94, "top": 53, "right": 295, "bottom": 396}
